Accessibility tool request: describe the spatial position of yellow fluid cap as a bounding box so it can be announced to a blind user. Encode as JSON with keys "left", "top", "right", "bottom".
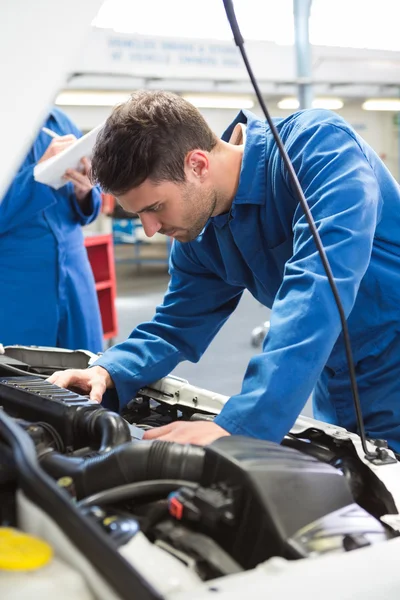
{"left": 0, "top": 528, "right": 53, "bottom": 571}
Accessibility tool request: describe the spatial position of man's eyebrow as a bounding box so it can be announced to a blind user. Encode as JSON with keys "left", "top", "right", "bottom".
{"left": 136, "top": 202, "right": 160, "bottom": 214}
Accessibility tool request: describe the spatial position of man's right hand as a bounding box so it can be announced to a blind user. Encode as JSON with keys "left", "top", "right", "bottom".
{"left": 47, "top": 366, "right": 113, "bottom": 403}
{"left": 38, "top": 134, "right": 77, "bottom": 163}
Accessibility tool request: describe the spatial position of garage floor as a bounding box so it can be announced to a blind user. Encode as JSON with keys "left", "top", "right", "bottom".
{"left": 113, "top": 244, "right": 313, "bottom": 417}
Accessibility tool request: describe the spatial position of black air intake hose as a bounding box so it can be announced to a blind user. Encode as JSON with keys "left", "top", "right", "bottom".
{"left": 40, "top": 440, "right": 205, "bottom": 500}
{"left": 73, "top": 406, "right": 131, "bottom": 452}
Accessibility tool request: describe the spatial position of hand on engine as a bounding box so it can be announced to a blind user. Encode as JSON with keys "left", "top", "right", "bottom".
{"left": 142, "top": 421, "right": 230, "bottom": 445}
{"left": 47, "top": 366, "right": 113, "bottom": 403}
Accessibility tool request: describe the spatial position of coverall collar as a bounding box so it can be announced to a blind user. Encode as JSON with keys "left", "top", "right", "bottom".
{"left": 212, "top": 110, "right": 267, "bottom": 229}
{"left": 222, "top": 110, "right": 267, "bottom": 207}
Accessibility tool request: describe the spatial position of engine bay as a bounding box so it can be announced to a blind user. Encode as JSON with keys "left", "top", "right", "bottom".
{"left": 1, "top": 344, "right": 400, "bottom": 599}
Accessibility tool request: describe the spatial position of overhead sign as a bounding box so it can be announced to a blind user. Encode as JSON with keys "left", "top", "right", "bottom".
{"left": 78, "top": 29, "right": 294, "bottom": 81}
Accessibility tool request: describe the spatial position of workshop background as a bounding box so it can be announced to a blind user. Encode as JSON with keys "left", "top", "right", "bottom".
{"left": 25, "top": 0, "right": 400, "bottom": 414}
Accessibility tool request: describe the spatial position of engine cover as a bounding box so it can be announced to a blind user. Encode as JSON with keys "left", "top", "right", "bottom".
{"left": 202, "top": 436, "right": 355, "bottom": 568}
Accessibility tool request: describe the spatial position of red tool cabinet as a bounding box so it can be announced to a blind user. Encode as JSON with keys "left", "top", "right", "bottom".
{"left": 84, "top": 234, "right": 118, "bottom": 342}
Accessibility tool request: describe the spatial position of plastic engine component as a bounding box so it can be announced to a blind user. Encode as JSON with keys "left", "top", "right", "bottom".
{"left": 202, "top": 436, "right": 355, "bottom": 568}
{"left": 0, "top": 377, "right": 131, "bottom": 452}
{"left": 0, "top": 377, "right": 95, "bottom": 447}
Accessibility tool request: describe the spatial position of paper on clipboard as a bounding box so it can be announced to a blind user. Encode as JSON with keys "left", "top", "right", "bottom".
{"left": 33, "top": 122, "right": 104, "bottom": 190}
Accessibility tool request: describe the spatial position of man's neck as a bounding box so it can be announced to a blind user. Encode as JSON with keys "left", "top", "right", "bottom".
{"left": 211, "top": 136, "right": 244, "bottom": 216}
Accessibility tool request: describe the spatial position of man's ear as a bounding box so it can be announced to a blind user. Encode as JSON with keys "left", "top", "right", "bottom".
{"left": 185, "top": 149, "right": 209, "bottom": 180}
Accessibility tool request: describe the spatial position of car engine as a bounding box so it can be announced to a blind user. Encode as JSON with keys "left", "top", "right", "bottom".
{"left": 0, "top": 344, "right": 400, "bottom": 600}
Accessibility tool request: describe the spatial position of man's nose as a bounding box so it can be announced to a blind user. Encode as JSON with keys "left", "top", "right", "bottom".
{"left": 139, "top": 213, "right": 162, "bottom": 238}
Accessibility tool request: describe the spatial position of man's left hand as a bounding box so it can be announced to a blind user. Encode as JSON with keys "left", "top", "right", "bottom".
{"left": 142, "top": 421, "right": 230, "bottom": 445}
{"left": 63, "top": 157, "right": 93, "bottom": 201}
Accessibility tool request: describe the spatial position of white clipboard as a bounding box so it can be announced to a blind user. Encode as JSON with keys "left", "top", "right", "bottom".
{"left": 33, "top": 122, "right": 104, "bottom": 190}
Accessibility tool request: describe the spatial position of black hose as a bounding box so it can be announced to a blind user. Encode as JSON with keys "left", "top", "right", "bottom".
{"left": 78, "top": 479, "right": 198, "bottom": 508}
{"left": 40, "top": 439, "right": 205, "bottom": 500}
{"left": 96, "top": 411, "right": 131, "bottom": 452}
{"left": 73, "top": 406, "right": 131, "bottom": 452}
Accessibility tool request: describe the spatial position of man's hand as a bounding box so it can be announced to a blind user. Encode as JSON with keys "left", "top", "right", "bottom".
{"left": 38, "top": 136, "right": 94, "bottom": 202}
{"left": 47, "top": 366, "right": 113, "bottom": 403}
{"left": 63, "top": 157, "right": 94, "bottom": 201}
{"left": 142, "top": 421, "right": 230, "bottom": 445}
{"left": 38, "top": 134, "right": 77, "bottom": 163}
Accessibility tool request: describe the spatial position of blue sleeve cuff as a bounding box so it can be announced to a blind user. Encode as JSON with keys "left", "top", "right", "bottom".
{"left": 88, "top": 360, "right": 122, "bottom": 412}
{"left": 71, "top": 186, "right": 102, "bottom": 225}
{"left": 214, "top": 412, "right": 267, "bottom": 439}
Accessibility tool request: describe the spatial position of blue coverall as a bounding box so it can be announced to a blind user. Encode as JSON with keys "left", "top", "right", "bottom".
{"left": 96, "top": 109, "right": 400, "bottom": 452}
{"left": 0, "top": 108, "right": 103, "bottom": 353}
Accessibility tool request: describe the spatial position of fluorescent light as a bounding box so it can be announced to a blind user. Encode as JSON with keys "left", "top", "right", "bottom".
{"left": 277, "top": 97, "right": 344, "bottom": 110}
{"left": 182, "top": 94, "right": 254, "bottom": 109}
{"left": 277, "top": 98, "right": 299, "bottom": 110}
{"left": 57, "top": 90, "right": 255, "bottom": 110}
{"left": 313, "top": 98, "right": 343, "bottom": 110}
{"left": 55, "top": 91, "right": 131, "bottom": 107}
{"left": 362, "top": 99, "right": 400, "bottom": 111}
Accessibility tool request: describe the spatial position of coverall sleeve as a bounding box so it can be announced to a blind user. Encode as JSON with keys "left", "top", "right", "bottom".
{"left": 69, "top": 185, "right": 102, "bottom": 226}
{"left": 94, "top": 243, "right": 244, "bottom": 410}
{"left": 57, "top": 116, "right": 102, "bottom": 226}
{"left": 0, "top": 162, "right": 59, "bottom": 236}
{"left": 214, "top": 121, "right": 382, "bottom": 440}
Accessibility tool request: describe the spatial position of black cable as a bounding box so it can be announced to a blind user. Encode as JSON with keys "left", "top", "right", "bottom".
{"left": 78, "top": 479, "right": 198, "bottom": 508}
{"left": 222, "top": 0, "right": 378, "bottom": 460}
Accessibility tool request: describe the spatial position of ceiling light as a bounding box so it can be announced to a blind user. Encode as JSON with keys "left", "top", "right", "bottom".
{"left": 362, "top": 99, "right": 400, "bottom": 111}
{"left": 55, "top": 91, "right": 131, "bottom": 107}
{"left": 313, "top": 98, "right": 344, "bottom": 110}
{"left": 182, "top": 94, "right": 254, "bottom": 109}
{"left": 278, "top": 97, "right": 344, "bottom": 110}
{"left": 277, "top": 98, "right": 299, "bottom": 110}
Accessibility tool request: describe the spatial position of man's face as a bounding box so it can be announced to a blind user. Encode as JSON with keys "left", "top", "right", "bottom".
{"left": 117, "top": 178, "right": 217, "bottom": 243}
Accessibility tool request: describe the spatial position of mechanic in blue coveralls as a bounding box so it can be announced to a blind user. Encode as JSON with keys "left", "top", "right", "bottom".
{"left": 49, "top": 91, "right": 400, "bottom": 452}
{"left": 0, "top": 108, "right": 103, "bottom": 353}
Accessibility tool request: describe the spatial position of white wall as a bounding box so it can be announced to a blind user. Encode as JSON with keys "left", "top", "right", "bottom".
{"left": 60, "top": 105, "right": 114, "bottom": 132}
{"left": 62, "top": 102, "right": 400, "bottom": 181}
{"left": 339, "top": 106, "right": 399, "bottom": 177}
{"left": 202, "top": 104, "right": 399, "bottom": 179}
{"left": 57, "top": 27, "right": 400, "bottom": 184}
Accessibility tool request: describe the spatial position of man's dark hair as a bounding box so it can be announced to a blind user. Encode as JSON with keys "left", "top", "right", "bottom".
{"left": 91, "top": 90, "right": 218, "bottom": 195}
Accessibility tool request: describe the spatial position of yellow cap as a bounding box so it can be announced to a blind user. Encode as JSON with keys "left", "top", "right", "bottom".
{"left": 0, "top": 528, "right": 53, "bottom": 571}
{"left": 103, "top": 515, "right": 118, "bottom": 526}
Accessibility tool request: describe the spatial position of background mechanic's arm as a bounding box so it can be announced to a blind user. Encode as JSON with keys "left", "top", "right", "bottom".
{"left": 56, "top": 115, "right": 102, "bottom": 225}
